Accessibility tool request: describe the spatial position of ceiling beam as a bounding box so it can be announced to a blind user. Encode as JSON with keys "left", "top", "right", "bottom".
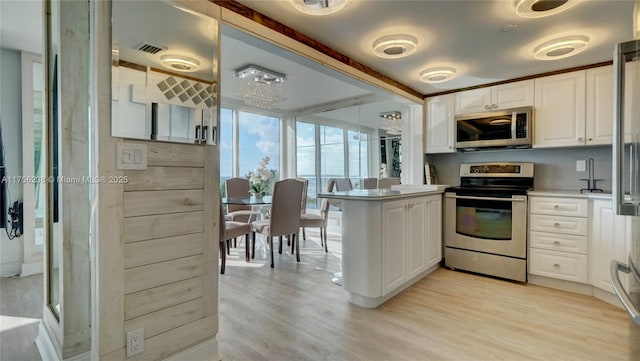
{"left": 210, "top": 0, "right": 424, "bottom": 100}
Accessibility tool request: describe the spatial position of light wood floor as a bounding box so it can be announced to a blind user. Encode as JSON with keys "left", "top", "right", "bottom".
{"left": 219, "top": 232, "right": 635, "bottom": 361}
{"left": 0, "top": 274, "right": 42, "bottom": 361}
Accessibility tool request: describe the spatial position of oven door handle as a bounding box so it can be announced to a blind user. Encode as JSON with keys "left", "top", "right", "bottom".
{"left": 445, "top": 194, "right": 525, "bottom": 202}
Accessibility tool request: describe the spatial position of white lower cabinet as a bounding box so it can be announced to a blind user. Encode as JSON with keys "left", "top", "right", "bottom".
{"left": 589, "top": 199, "right": 630, "bottom": 293}
{"left": 528, "top": 196, "right": 589, "bottom": 282}
{"left": 382, "top": 195, "right": 441, "bottom": 294}
{"left": 529, "top": 194, "right": 631, "bottom": 298}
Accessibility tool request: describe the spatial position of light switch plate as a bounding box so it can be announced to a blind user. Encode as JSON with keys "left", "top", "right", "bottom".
{"left": 576, "top": 159, "right": 586, "bottom": 172}
{"left": 117, "top": 143, "right": 147, "bottom": 170}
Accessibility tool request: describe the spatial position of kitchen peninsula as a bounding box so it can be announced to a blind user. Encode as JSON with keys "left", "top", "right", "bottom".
{"left": 318, "top": 187, "right": 444, "bottom": 308}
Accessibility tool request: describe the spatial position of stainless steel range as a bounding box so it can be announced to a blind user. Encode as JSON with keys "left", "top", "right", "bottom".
{"left": 445, "top": 162, "right": 534, "bottom": 282}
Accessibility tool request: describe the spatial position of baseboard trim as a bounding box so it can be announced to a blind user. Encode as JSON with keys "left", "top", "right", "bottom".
{"left": 527, "top": 274, "right": 592, "bottom": 295}
{"left": 35, "top": 322, "right": 90, "bottom": 361}
{"left": 21, "top": 261, "right": 43, "bottom": 277}
{"left": 164, "top": 337, "right": 219, "bottom": 361}
{"left": 36, "top": 321, "right": 60, "bottom": 361}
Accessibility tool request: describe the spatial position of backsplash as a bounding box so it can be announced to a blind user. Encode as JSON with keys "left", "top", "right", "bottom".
{"left": 426, "top": 146, "right": 613, "bottom": 192}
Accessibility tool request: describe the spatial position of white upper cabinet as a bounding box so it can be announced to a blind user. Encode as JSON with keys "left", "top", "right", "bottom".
{"left": 533, "top": 70, "right": 586, "bottom": 148}
{"left": 425, "top": 94, "right": 455, "bottom": 154}
{"left": 454, "top": 80, "right": 534, "bottom": 115}
{"left": 586, "top": 65, "right": 635, "bottom": 145}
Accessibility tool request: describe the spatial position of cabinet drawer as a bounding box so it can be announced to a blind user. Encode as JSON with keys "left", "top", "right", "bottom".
{"left": 529, "top": 214, "right": 588, "bottom": 236}
{"left": 529, "top": 197, "right": 589, "bottom": 217}
{"left": 529, "top": 231, "right": 587, "bottom": 254}
{"left": 529, "top": 248, "right": 588, "bottom": 283}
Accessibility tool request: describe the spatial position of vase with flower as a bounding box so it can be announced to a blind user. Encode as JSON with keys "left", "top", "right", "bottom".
{"left": 247, "top": 156, "right": 276, "bottom": 200}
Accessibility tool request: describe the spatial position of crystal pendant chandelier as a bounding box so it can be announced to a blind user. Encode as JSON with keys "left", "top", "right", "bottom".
{"left": 233, "top": 64, "right": 287, "bottom": 109}
{"left": 380, "top": 111, "right": 402, "bottom": 135}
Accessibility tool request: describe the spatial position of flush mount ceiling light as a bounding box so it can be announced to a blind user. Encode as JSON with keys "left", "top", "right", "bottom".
{"left": 159, "top": 55, "right": 200, "bottom": 72}
{"left": 533, "top": 35, "right": 589, "bottom": 60}
{"left": 419, "top": 67, "right": 457, "bottom": 83}
{"left": 289, "top": 0, "right": 348, "bottom": 15}
{"left": 514, "top": 0, "right": 580, "bottom": 18}
{"left": 233, "top": 64, "right": 287, "bottom": 109}
{"left": 373, "top": 35, "right": 418, "bottom": 59}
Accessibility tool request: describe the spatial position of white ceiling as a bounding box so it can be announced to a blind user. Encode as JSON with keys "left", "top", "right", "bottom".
{"left": 236, "top": 0, "right": 636, "bottom": 95}
{"left": 5, "top": 0, "right": 630, "bottom": 120}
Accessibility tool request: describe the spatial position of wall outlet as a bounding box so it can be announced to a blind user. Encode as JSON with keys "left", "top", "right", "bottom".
{"left": 126, "top": 328, "right": 144, "bottom": 357}
{"left": 576, "top": 159, "right": 586, "bottom": 172}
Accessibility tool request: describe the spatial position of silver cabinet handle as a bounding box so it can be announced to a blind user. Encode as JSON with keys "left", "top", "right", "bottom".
{"left": 484, "top": 105, "right": 491, "bottom": 110}
{"left": 610, "top": 260, "right": 640, "bottom": 325}
{"left": 445, "top": 194, "right": 525, "bottom": 202}
{"left": 491, "top": 104, "right": 497, "bottom": 109}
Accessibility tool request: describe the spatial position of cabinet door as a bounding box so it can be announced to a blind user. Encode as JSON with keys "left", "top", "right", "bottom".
{"left": 534, "top": 71, "right": 586, "bottom": 148}
{"left": 590, "top": 199, "right": 629, "bottom": 293}
{"left": 425, "top": 95, "right": 455, "bottom": 154}
{"left": 454, "top": 87, "right": 491, "bottom": 115}
{"left": 491, "top": 80, "right": 534, "bottom": 110}
{"left": 407, "top": 198, "right": 428, "bottom": 278}
{"left": 382, "top": 200, "right": 407, "bottom": 294}
{"left": 426, "top": 195, "right": 442, "bottom": 268}
{"left": 586, "top": 66, "right": 614, "bottom": 145}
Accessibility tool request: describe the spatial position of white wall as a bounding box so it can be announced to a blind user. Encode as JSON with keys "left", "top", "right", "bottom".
{"left": 1, "top": 48, "right": 24, "bottom": 276}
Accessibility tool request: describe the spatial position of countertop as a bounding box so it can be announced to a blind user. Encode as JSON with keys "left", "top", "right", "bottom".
{"left": 528, "top": 189, "right": 613, "bottom": 200}
{"left": 317, "top": 186, "right": 445, "bottom": 201}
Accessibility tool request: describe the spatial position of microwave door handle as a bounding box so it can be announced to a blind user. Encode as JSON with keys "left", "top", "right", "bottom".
{"left": 610, "top": 260, "right": 640, "bottom": 325}
{"left": 511, "top": 111, "right": 517, "bottom": 139}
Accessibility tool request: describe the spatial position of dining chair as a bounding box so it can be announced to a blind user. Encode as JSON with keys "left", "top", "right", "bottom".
{"left": 225, "top": 177, "right": 261, "bottom": 223}
{"left": 378, "top": 177, "right": 401, "bottom": 189}
{"left": 250, "top": 178, "right": 305, "bottom": 268}
{"left": 335, "top": 178, "right": 353, "bottom": 192}
{"left": 297, "top": 177, "right": 309, "bottom": 241}
{"left": 299, "top": 198, "right": 330, "bottom": 253}
{"left": 219, "top": 202, "right": 252, "bottom": 274}
{"left": 362, "top": 177, "right": 378, "bottom": 189}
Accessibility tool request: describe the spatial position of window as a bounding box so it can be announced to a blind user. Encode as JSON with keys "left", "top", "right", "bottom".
{"left": 296, "top": 122, "right": 317, "bottom": 208}
{"left": 219, "top": 108, "right": 281, "bottom": 195}
{"left": 296, "top": 120, "right": 372, "bottom": 208}
{"left": 238, "top": 111, "right": 280, "bottom": 179}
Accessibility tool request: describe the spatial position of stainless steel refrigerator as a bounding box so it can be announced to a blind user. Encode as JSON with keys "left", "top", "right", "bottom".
{"left": 611, "top": 39, "right": 640, "bottom": 357}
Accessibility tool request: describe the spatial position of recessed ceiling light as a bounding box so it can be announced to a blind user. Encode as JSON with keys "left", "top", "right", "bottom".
{"left": 160, "top": 55, "right": 200, "bottom": 72}
{"left": 533, "top": 35, "right": 589, "bottom": 60}
{"left": 419, "top": 67, "right": 456, "bottom": 83}
{"left": 289, "top": 0, "right": 348, "bottom": 15}
{"left": 514, "top": 0, "right": 580, "bottom": 18}
{"left": 373, "top": 35, "right": 418, "bottom": 59}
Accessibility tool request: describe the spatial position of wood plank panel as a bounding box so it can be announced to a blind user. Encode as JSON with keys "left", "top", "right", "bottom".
{"left": 125, "top": 277, "right": 203, "bottom": 320}
{"left": 123, "top": 190, "right": 204, "bottom": 217}
{"left": 124, "top": 255, "right": 203, "bottom": 294}
{"left": 124, "top": 298, "right": 205, "bottom": 340}
{"left": 142, "top": 141, "right": 205, "bottom": 167}
{"left": 202, "top": 145, "right": 218, "bottom": 318}
{"left": 123, "top": 211, "right": 204, "bottom": 243}
{"left": 102, "top": 316, "right": 216, "bottom": 361}
{"left": 124, "top": 233, "right": 203, "bottom": 269}
{"left": 124, "top": 167, "right": 204, "bottom": 191}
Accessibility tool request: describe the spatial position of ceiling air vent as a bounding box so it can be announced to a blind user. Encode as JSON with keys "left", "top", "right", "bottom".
{"left": 134, "top": 42, "right": 167, "bottom": 54}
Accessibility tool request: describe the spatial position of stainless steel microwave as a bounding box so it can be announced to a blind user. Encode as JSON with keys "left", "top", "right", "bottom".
{"left": 455, "top": 106, "right": 533, "bottom": 151}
